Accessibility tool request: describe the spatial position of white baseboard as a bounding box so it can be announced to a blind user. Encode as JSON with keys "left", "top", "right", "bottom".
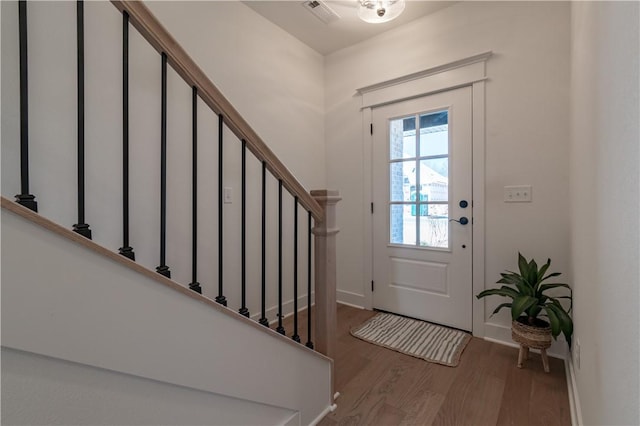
{"left": 337, "top": 300, "right": 365, "bottom": 310}
{"left": 309, "top": 404, "right": 334, "bottom": 426}
{"left": 250, "top": 293, "right": 314, "bottom": 325}
{"left": 565, "top": 354, "right": 583, "bottom": 426}
{"left": 280, "top": 411, "right": 300, "bottom": 426}
{"left": 483, "top": 322, "right": 568, "bottom": 359}
{"left": 249, "top": 291, "right": 366, "bottom": 327}
{"left": 336, "top": 290, "right": 365, "bottom": 308}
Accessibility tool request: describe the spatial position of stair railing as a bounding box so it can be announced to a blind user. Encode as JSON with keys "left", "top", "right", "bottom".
{"left": 11, "top": 0, "right": 339, "bottom": 362}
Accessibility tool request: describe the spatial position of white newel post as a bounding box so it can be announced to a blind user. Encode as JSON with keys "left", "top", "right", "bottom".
{"left": 311, "top": 190, "right": 341, "bottom": 365}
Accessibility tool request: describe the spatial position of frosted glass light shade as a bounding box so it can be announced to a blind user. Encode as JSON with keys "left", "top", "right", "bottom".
{"left": 358, "top": 0, "right": 406, "bottom": 24}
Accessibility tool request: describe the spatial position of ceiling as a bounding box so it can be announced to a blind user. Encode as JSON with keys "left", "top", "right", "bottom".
{"left": 242, "top": 1, "right": 455, "bottom": 55}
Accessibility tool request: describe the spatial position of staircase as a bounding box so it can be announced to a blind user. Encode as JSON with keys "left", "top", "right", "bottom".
{"left": 1, "top": 1, "right": 339, "bottom": 424}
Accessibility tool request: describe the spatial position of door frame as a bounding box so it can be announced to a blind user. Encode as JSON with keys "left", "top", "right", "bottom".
{"left": 357, "top": 51, "right": 492, "bottom": 337}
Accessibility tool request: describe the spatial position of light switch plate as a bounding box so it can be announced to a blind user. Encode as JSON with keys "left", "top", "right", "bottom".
{"left": 504, "top": 185, "right": 532, "bottom": 202}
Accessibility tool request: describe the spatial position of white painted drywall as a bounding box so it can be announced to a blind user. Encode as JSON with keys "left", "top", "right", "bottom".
{"left": 324, "top": 2, "right": 571, "bottom": 346}
{"left": 569, "top": 2, "right": 640, "bottom": 424}
{"left": 1, "top": 0, "right": 325, "bottom": 320}
{"left": 1, "top": 207, "right": 331, "bottom": 425}
{"left": 144, "top": 1, "right": 326, "bottom": 191}
{"left": 2, "top": 347, "right": 297, "bottom": 426}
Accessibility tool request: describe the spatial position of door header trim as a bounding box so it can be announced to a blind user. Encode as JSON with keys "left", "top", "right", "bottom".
{"left": 356, "top": 51, "right": 492, "bottom": 109}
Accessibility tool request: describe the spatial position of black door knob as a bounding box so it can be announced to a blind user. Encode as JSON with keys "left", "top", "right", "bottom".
{"left": 449, "top": 216, "right": 469, "bottom": 225}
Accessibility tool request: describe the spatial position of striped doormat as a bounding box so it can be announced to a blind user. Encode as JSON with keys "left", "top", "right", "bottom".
{"left": 350, "top": 312, "right": 471, "bottom": 367}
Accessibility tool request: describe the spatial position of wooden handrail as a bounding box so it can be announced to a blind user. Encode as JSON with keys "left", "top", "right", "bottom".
{"left": 111, "top": 1, "right": 323, "bottom": 221}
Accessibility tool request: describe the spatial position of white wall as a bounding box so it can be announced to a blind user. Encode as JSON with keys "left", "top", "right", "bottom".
{"left": 145, "top": 1, "right": 326, "bottom": 191}
{"left": 1, "top": 0, "right": 325, "bottom": 320}
{"left": 570, "top": 2, "right": 640, "bottom": 425}
{"left": 325, "top": 2, "right": 571, "bottom": 345}
{"left": 2, "top": 347, "right": 297, "bottom": 426}
{"left": 1, "top": 207, "right": 332, "bottom": 425}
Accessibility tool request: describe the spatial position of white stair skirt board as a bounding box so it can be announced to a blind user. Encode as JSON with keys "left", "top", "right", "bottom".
{"left": 2, "top": 347, "right": 297, "bottom": 426}
{"left": 1, "top": 205, "right": 332, "bottom": 425}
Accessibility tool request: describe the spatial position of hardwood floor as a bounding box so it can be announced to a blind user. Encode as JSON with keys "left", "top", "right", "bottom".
{"left": 283, "top": 304, "right": 571, "bottom": 426}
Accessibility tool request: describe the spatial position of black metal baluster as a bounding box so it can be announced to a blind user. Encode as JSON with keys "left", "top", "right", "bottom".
{"left": 119, "top": 11, "right": 134, "bottom": 260}
{"left": 306, "top": 211, "right": 314, "bottom": 349}
{"left": 276, "top": 180, "right": 285, "bottom": 335}
{"left": 189, "top": 87, "right": 201, "bottom": 293}
{"left": 73, "top": 0, "right": 91, "bottom": 239}
{"left": 215, "top": 114, "right": 227, "bottom": 306}
{"left": 238, "top": 140, "right": 250, "bottom": 317}
{"left": 259, "top": 161, "right": 269, "bottom": 327}
{"left": 292, "top": 197, "right": 301, "bottom": 343}
{"left": 155, "top": 53, "right": 171, "bottom": 278}
{"left": 15, "top": 0, "right": 38, "bottom": 212}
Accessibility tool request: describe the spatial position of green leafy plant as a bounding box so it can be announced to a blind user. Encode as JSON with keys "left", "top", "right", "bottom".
{"left": 476, "top": 253, "right": 573, "bottom": 345}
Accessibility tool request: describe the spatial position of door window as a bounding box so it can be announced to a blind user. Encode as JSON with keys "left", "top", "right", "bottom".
{"left": 389, "top": 110, "right": 449, "bottom": 248}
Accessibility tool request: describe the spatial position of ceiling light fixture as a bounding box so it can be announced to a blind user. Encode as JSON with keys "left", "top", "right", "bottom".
{"left": 357, "top": 0, "right": 405, "bottom": 24}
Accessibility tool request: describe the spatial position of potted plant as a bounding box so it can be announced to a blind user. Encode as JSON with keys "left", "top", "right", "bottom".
{"left": 476, "top": 253, "right": 573, "bottom": 372}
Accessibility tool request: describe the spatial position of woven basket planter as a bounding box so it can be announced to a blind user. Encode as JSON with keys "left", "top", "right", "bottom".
{"left": 511, "top": 318, "right": 552, "bottom": 350}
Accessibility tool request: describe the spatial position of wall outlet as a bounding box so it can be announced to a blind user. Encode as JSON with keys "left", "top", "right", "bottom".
{"left": 504, "top": 185, "right": 532, "bottom": 202}
{"left": 574, "top": 338, "right": 581, "bottom": 369}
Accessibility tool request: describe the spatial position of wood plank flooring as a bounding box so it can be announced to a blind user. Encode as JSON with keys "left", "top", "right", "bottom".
{"left": 283, "top": 304, "right": 571, "bottom": 426}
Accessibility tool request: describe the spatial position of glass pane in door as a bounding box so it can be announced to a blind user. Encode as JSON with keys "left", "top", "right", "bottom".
{"left": 390, "top": 117, "right": 416, "bottom": 160}
{"left": 390, "top": 204, "right": 415, "bottom": 245}
{"left": 419, "top": 111, "right": 448, "bottom": 157}
{"left": 420, "top": 158, "right": 449, "bottom": 202}
{"left": 390, "top": 161, "right": 415, "bottom": 202}
{"left": 419, "top": 205, "right": 449, "bottom": 248}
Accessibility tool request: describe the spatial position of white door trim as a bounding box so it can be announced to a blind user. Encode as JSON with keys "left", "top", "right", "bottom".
{"left": 357, "top": 51, "right": 492, "bottom": 108}
{"left": 360, "top": 52, "right": 491, "bottom": 337}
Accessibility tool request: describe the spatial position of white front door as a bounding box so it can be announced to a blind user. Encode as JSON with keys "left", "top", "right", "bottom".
{"left": 372, "top": 86, "right": 473, "bottom": 331}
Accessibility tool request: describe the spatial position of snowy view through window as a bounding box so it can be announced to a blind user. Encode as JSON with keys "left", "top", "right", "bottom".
{"left": 389, "top": 111, "right": 449, "bottom": 248}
